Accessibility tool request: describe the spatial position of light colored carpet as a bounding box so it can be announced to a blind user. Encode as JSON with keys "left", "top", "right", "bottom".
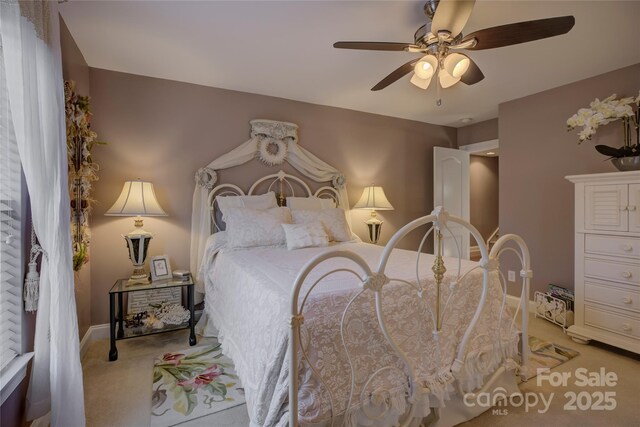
{"left": 82, "top": 315, "right": 639, "bottom": 426}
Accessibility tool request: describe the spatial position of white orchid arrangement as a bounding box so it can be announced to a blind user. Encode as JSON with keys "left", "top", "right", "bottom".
{"left": 567, "top": 91, "right": 640, "bottom": 158}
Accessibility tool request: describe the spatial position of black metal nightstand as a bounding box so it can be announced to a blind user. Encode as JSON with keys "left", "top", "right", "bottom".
{"left": 108, "top": 275, "right": 196, "bottom": 361}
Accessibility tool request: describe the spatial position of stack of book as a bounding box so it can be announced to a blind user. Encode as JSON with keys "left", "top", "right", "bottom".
{"left": 172, "top": 270, "right": 191, "bottom": 282}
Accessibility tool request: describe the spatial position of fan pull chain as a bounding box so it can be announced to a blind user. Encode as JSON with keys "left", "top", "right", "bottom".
{"left": 436, "top": 76, "right": 442, "bottom": 107}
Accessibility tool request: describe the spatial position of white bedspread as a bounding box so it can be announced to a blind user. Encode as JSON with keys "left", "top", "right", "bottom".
{"left": 203, "top": 241, "right": 518, "bottom": 427}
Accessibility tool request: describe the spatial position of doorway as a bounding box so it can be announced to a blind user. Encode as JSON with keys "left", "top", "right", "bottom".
{"left": 461, "top": 139, "right": 499, "bottom": 260}
{"left": 433, "top": 140, "right": 499, "bottom": 260}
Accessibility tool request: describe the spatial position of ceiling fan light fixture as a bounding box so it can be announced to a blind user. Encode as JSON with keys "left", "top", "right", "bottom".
{"left": 438, "top": 68, "right": 460, "bottom": 88}
{"left": 414, "top": 55, "right": 438, "bottom": 80}
{"left": 410, "top": 73, "right": 432, "bottom": 90}
{"left": 443, "top": 53, "right": 470, "bottom": 78}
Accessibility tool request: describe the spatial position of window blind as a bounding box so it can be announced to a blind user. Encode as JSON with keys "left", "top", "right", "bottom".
{"left": 0, "top": 45, "right": 23, "bottom": 371}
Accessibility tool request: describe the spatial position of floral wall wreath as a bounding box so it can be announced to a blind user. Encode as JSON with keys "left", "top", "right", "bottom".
{"left": 252, "top": 120, "right": 297, "bottom": 166}
{"left": 65, "top": 80, "right": 105, "bottom": 271}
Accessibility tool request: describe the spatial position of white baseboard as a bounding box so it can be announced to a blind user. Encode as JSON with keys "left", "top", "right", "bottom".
{"left": 505, "top": 294, "right": 536, "bottom": 313}
{"left": 80, "top": 323, "right": 110, "bottom": 360}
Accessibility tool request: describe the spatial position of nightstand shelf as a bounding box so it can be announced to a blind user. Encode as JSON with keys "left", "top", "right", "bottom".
{"left": 108, "top": 275, "right": 196, "bottom": 361}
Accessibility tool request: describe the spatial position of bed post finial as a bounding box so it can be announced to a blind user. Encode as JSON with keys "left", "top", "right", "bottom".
{"left": 432, "top": 229, "right": 446, "bottom": 331}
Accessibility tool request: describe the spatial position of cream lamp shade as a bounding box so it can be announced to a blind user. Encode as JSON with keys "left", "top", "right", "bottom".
{"left": 411, "top": 55, "right": 438, "bottom": 90}
{"left": 354, "top": 186, "right": 394, "bottom": 211}
{"left": 354, "top": 186, "right": 393, "bottom": 244}
{"left": 410, "top": 73, "right": 432, "bottom": 90}
{"left": 414, "top": 55, "right": 438, "bottom": 80}
{"left": 105, "top": 180, "right": 167, "bottom": 217}
{"left": 105, "top": 179, "right": 167, "bottom": 284}
{"left": 438, "top": 68, "right": 461, "bottom": 89}
{"left": 443, "top": 53, "right": 470, "bottom": 79}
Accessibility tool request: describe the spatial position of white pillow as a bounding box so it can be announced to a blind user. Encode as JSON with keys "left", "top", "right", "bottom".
{"left": 217, "top": 192, "right": 278, "bottom": 220}
{"left": 281, "top": 222, "right": 329, "bottom": 250}
{"left": 225, "top": 207, "right": 292, "bottom": 249}
{"left": 286, "top": 196, "right": 335, "bottom": 210}
{"left": 291, "top": 208, "right": 352, "bottom": 242}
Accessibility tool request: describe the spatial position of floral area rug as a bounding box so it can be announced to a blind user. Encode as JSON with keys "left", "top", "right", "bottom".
{"left": 523, "top": 335, "right": 580, "bottom": 380}
{"left": 151, "top": 343, "right": 245, "bottom": 426}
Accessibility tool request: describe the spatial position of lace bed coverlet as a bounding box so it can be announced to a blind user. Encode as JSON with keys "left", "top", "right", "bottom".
{"left": 203, "top": 239, "right": 518, "bottom": 427}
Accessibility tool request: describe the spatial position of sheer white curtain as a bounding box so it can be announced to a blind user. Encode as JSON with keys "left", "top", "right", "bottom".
{"left": 0, "top": 1, "right": 85, "bottom": 426}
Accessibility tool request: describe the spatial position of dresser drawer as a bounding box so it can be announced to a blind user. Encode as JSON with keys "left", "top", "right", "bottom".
{"left": 585, "top": 282, "right": 640, "bottom": 313}
{"left": 584, "top": 258, "right": 640, "bottom": 286}
{"left": 585, "top": 306, "right": 640, "bottom": 340}
{"left": 585, "top": 234, "right": 640, "bottom": 260}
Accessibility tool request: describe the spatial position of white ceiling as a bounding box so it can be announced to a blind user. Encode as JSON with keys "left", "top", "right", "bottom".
{"left": 59, "top": 0, "right": 640, "bottom": 128}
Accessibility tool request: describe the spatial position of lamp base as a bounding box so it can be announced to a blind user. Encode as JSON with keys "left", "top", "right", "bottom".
{"left": 127, "top": 268, "right": 150, "bottom": 285}
{"left": 124, "top": 228, "right": 153, "bottom": 286}
{"left": 365, "top": 213, "right": 383, "bottom": 244}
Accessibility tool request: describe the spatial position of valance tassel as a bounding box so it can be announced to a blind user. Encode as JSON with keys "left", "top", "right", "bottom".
{"left": 23, "top": 223, "right": 45, "bottom": 313}
{"left": 24, "top": 262, "right": 39, "bottom": 312}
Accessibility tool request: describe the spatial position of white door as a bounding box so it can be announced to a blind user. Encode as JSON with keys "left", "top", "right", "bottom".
{"left": 434, "top": 147, "right": 470, "bottom": 259}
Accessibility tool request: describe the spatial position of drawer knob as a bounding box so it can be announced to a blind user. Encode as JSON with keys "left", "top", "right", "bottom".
{"left": 623, "top": 244, "right": 634, "bottom": 252}
{"left": 620, "top": 206, "right": 628, "bottom": 211}
{"left": 622, "top": 323, "right": 632, "bottom": 332}
{"left": 623, "top": 296, "right": 633, "bottom": 304}
{"left": 628, "top": 205, "right": 637, "bottom": 212}
{"left": 622, "top": 271, "right": 633, "bottom": 279}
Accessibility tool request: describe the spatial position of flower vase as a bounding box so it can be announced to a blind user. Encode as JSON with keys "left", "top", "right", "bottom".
{"left": 611, "top": 156, "right": 640, "bottom": 171}
{"left": 611, "top": 117, "right": 640, "bottom": 171}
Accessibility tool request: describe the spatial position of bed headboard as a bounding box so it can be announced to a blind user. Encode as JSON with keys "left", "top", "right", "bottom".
{"left": 207, "top": 170, "right": 342, "bottom": 232}
{"left": 190, "top": 119, "right": 350, "bottom": 282}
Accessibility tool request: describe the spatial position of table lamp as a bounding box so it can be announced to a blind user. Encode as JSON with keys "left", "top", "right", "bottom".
{"left": 354, "top": 185, "right": 394, "bottom": 244}
{"left": 105, "top": 179, "right": 167, "bottom": 283}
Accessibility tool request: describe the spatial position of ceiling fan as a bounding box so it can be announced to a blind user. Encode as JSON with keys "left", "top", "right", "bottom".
{"left": 334, "top": 0, "right": 575, "bottom": 103}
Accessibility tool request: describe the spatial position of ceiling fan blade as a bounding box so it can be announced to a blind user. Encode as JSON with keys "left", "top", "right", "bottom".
{"left": 460, "top": 16, "right": 575, "bottom": 50}
{"left": 460, "top": 56, "right": 484, "bottom": 85}
{"left": 431, "top": 0, "right": 476, "bottom": 38}
{"left": 333, "top": 41, "right": 413, "bottom": 51}
{"left": 371, "top": 59, "right": 419, "bottom": 91}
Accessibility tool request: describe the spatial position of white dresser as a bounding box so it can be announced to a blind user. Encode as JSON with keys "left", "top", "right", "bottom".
{"left": 566, "top": 171, "right": 640, "bottom": 353}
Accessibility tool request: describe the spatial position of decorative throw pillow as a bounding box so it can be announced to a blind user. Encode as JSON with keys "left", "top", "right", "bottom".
{"left": 291, "top": 208, "right": 352, "bottom": 242}
{"left": 281, "top": 222, "right": 329, "bottom": 250}
{"left": 225, "top": 207, "right": 292, "bottom": 249}
{"left": 216, "top": 192, "right": 278, "bottom": 220}
{"left": 286, "top": 196, "right": 336, "bottom": 210}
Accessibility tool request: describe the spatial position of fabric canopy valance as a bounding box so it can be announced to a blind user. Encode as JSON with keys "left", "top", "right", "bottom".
{"left": 190, "top": 119, "right": 349, "bottom": 281}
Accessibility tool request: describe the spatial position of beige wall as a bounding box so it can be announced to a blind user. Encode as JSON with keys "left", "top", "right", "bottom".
{"left": 60, "top": 17, "right": 92, "bottom": 339}
{"left": 499, "top": 63, "right": 640, "bottom": 295}
{"left": 457, "top": 118, "right": 498, "bottom": 147}
{"left": 470, "top": 156, "right": 499, "bottom": 242}
{"left": 87, "top": 68, "right": 456, "bottom": 325}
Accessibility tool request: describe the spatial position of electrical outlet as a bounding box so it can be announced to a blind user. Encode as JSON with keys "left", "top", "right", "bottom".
{"left": 508, "top": 271, "right": 516, "bottom": 282}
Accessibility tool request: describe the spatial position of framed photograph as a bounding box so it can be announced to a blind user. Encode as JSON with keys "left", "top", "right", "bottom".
{"left": 150, "top": 255, "right": 172, "bottom": 281}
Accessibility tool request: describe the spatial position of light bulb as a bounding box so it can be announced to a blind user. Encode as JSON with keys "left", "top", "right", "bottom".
{"left": 414, "top": 55, "right": 438, "bottom": 80}
{"left": 443, "top": 53, "right": 470, "bottom": 78}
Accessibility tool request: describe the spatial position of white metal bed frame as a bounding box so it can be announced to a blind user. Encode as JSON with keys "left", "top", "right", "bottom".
{"left": 288, "top": 207, "right": 532, "bottom": 427}
{"left": 203, "top": 170, "right": 532, "bottom": 427}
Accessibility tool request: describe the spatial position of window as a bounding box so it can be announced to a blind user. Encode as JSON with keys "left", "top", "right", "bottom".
{"left": 0, "top": 45, "right": 25, "bottom": 377}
